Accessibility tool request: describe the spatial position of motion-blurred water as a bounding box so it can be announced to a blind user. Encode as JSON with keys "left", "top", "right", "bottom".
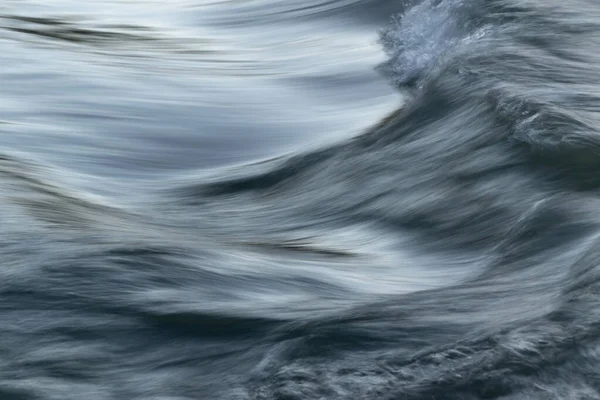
{"left": 0, "top": 0, "right": 400, "bottom": 189}
{"left": 3, "top": 0, "right": 600, "bottom": 399}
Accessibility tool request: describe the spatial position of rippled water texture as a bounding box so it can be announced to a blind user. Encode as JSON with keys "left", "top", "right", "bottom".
{"left": 3, "top": 0, "right": 600, "bottom": 399}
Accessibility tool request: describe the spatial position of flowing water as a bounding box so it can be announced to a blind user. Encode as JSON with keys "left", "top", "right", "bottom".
{"left": 2, "top": 0, "right": 600, "bottom": 399}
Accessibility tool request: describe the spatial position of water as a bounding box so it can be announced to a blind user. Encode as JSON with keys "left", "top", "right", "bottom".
{"left": 2, "top": 0, "right": 600, "bottom": 399}
{"left": 0, "top": 0, "right": 400, "bottom": 185}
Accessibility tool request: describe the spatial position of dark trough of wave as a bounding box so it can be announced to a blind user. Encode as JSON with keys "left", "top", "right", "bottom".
{"left": 3, "top": 0, "right": 600, "bottom": 399}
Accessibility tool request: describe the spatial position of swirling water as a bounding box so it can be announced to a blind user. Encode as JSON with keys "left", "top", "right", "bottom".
{"left": 2, "top": 0, "right": 600, "bottom": 399}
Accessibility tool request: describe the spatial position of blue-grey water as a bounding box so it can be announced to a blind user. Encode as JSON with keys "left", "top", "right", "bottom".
{"left": 3, "top": 0, "right": 600, "bottom": 399}
{"left": 0, "top": 0, "right": 400, "bottom": 186}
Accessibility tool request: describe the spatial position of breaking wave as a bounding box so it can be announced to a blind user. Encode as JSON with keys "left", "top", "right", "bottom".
{"left": 2, "top": 0, "right": 600, "bottom": 399}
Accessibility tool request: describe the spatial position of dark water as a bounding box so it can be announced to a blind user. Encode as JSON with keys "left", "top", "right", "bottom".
{"left": 2, "top": 0, "right": 600, "bottom": 399}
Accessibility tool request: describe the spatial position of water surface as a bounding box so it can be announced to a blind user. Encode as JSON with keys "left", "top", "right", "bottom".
{"left": 2, "top": 0, "right": 600, "bottom": 399}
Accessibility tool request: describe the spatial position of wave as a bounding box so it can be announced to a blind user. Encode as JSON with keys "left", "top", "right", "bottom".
{"left": 2, "top": 0, "right": 600, "bottom": 399}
